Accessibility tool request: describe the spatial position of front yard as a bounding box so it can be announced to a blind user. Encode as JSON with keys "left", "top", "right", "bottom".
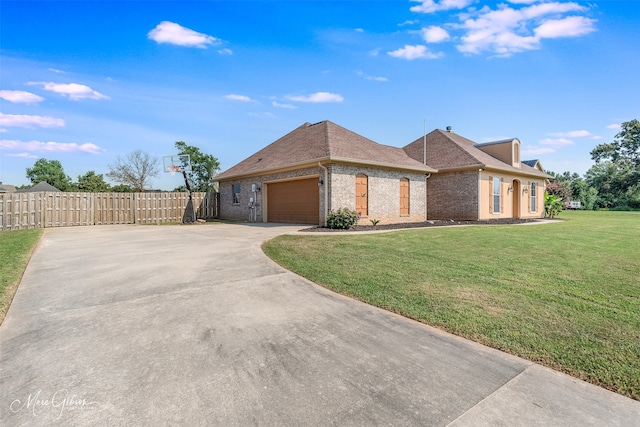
{"left": 263, "top": 211, "right": 640, "bottom": 400}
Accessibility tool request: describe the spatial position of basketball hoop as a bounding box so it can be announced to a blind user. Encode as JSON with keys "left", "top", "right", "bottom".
{"left": 168, "top": 165, "right": 181, "bottom": 176}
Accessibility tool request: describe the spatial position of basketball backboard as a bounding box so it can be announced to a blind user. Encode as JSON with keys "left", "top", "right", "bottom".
{"left": 163, "top": 154, "right": 192, "bottom": 176}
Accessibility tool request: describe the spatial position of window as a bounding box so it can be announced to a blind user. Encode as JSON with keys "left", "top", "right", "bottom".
{"left": 232, "top": 183, "right": 240, "bottom": 204}
{"left": 400, "top": 178, "right": 410, "bottom": 215}
{"left": 531, "top": 182, "right": 537, "bottom": 212}
{"left": 356, "top": 174, "right": 368, "bottom": 216}
{"left": 493, "top": 177, "right": 501, "bottom": 214}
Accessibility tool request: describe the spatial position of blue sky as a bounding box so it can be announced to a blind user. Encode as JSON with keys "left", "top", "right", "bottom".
{"left": 1, "top": 0, "right": 639, "bottom": 190}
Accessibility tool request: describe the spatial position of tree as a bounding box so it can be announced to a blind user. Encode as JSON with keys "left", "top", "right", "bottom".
{"left": 544, "top": 192, "right": 563, "bottom": 218}
{"left": 174, "top": 141, "right": 220, "bottom": 192}
{"left": 107, "top": 150, "right": 160, "bottom": 192}
{"left": 546, "top": 180, "right": 572, "bottom": 202}
{"left": 111, "top": 184, "right": 133, "bottom": 193}
{"left": 588, "top": 120, "right": 640, "bottom": 208}
{"left": 77, "top": 171, "right": 111, "bottom": 192}
{"left": 26, "top": 158, "right": 73, "bottom": 191}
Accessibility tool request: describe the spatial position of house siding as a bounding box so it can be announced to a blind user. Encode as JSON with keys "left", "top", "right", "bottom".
{"left": 328, "top": 164, "right": 427, "bottom": 224}
{"left": 427, "top": 171, "right": 479, "bottom": 220}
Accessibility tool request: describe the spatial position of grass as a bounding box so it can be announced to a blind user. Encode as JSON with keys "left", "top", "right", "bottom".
{"left": 263, "top": 211, "right": 640, "bottom": 400}
{"left": 0, "top": 228, "right": 43, "bottom": 325}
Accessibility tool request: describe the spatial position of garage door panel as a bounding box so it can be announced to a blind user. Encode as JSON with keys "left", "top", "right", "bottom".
{"left": 267, "top": 178, "right": 319, "bottom": 224}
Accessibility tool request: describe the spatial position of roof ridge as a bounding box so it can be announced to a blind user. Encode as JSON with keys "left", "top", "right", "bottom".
{"left": 434, "top": 129, "right": 483, "bottom": 165}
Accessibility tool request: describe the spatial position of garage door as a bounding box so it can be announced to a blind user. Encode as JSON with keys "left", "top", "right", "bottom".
{"left": 267, "top": 178, "right": 319, "bottom": 224}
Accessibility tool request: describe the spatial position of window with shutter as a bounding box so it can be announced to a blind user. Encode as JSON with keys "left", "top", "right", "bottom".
{"left": 492, "top": 176, "right": 501, "bottom": 214}
{"left": 356, "top": 174, "right": 368, "bottom": 216}
{"left": 400, "top": 178, "right": 409, "bottom": 215}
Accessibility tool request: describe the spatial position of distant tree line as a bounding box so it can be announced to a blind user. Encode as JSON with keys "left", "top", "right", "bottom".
{"left": 18, "top": 142, "right": 219, "bottom": 193}
{"left": 547, "top": 119, "right": 639, "bottom": 210}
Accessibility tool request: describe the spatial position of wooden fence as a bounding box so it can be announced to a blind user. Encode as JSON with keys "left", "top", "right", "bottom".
{"left": 0, "top": 191, "right": 219, "bottom": 231}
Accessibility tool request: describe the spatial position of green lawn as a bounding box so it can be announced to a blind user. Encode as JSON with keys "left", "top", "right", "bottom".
{"left": 263, "top": 211, "right": 640, "bottom": 400}
{"left": 0, "top": 228, "right": 43, "bottom": 324}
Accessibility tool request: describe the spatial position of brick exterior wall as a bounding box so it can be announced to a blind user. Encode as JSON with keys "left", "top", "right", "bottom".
{"left": 218, "top": 166, "right": 322, "bottom": 223}
{"left": 219, "top": 163, "right": 427, "bottom": 225}
{"left": 328, "top": 164, "right": 427, "bottom": 225}
{"left": 427, "top": 171, "right": 479, "bottom": 220}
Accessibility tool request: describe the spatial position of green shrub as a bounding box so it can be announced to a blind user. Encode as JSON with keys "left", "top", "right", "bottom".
{"left": 327, "top": 208, "right": 360, "bottom": 229}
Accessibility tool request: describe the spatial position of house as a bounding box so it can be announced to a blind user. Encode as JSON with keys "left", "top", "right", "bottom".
{"left": 404, "top": 128, "right": 550, "bottom": 220}
{"left": 16, "top": 181, "right": 62, "bottom": 193}
{"left": 214, "top": 121, "right": 550, "bottom": 225}
{"left": 0, "top": 184, "right": 17, "bottom": 193}
{"left": 214, "top": 121, "right": 436, "bottom": 225}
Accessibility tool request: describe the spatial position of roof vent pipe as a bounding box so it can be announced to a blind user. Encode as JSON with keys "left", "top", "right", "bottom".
{"left": 446, "top": 126, "right": 453, "bottom": 133}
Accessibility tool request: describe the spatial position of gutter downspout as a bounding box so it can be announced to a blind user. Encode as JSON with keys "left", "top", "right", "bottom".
{"left": 425, "top": 173, "right": 431, "bottom": 221}
{"left": 318, "top": 162, "right": 328, "bottom": 227}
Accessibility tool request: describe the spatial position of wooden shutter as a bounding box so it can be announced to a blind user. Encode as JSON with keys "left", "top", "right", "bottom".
{"left": 500, "top": 178, "right": 504, "bottom": 213}
{"left": 356, "top": 174, "right": 368, "bottom": 216}
{"left": 400, "top": 178, "right": 409, "bottom": 215}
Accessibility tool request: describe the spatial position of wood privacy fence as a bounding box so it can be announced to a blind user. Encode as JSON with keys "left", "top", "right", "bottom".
{"left": 0, "top": 191, "right": 219, "bottom": 231}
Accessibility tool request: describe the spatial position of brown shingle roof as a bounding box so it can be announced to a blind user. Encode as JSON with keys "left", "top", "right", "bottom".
{"left": 404, "top": 129, "right": 550, "bottom": 179}
{"left": 215, "top": 121, "right": 435, "bottom": 180}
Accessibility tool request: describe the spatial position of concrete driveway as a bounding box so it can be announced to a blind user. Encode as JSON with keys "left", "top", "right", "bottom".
{"left": 1, "top": 223, "right": 638, "bottom": 426}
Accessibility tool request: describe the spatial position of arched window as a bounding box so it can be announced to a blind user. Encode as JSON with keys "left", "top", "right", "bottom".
{"left": 514, "top": 142, "right": 520, "bottom": 164}
{"left": 356, "top": 174, "right": 368, "bottom": 216}
{"left": 400, "top": 178, "right": 410, "bottom": 215}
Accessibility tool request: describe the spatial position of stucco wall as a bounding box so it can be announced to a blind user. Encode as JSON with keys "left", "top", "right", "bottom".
{"left": 218, "top": 166, "right": 322, "bottom": 223}
{"left": 328, "top": 164, "right": 427, "bottom": 225}
{"left": 478, "top": 172, "right": 545, "bottom": 220}
{"left": 427, "top": 171, "right": 479, "bottom": 220}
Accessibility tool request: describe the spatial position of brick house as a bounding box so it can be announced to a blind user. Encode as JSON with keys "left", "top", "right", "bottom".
{"left": 214, "top": 121, "right": 549, "bottom": 225}
{"left": 214, "top": 121, "right": 435, "bottom": 225}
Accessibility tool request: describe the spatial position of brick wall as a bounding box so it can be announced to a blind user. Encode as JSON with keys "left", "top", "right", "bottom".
{"left": 329, "top": 164, "right": 427, "bottom": 224}
{"left": 218, "top": 166, "right": 322, "bottom": 222}
{"left": 427, "top": 171, "right": 479, "bottom": 220}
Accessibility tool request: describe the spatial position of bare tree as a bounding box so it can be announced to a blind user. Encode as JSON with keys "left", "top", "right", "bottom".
{"left": 107, "top": 150, "right": 160, "bottom": 192}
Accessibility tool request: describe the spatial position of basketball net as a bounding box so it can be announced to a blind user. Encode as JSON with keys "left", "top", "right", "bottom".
{"left": 168, "top": 165, "right": 180, "bottom": 176}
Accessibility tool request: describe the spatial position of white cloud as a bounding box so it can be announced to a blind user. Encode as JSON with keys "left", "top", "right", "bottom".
{"left": 285, "top": 92, "right": 344, "bottom": 103}
{"left": 148, "top": 21, "right": 219, "bottom": 48}
{"left": 0, "top": 113, "right": 64, "bottom": 128}
{"left": 539, "top": 138, "right": 574, "bottom": 146}
{"left": 388, "top": 45, "right": 443, "bottom": 60}
{"left": 410, "top": 0, "right": 473, "bottom": 14}
{"left": 225, "top": 94, "right": 253, "bottom": 102}
{"left": 607, "top": 123, "right": 621, "bottom": 130}
{"left": 0, "top": 90, "right": 44, "bottom": 104}
{"left": 507, "top": 0, "right": 539, "bottom": 4}
{"left": 548, "top": 130, "right": 598, "bottom": 138}
{"left": 522, "top": 147, "right": 555, "bottom": 155}
{"left": 355, "top": 28, "right": 365, "bottom": 33}
{"left": 4, "top": 152, "right": 39, "bottom": 159}
{"left": 272, "top": 101, "right": 297, "bottom": 109}
{"left": 399, "top": 20, "right": 419, "bottom": 26}
{"left": 0, "top": 139, "right": 105, "bottom": 154}
{"left": 535, "top": 16, "right": 596, "bottom": 38}
{"left": 422, "top": 26, "right": 451, "bottom": 43}
{"left": 28, "top": 82, "right": 108, "bottom": 100}
{"left": 248, "top": 112, "right": 277, "bottom": 119}
{"left": 218, "top": 48, "right": 233, "bottom": 55}
{"left": 456, "top": 2, "right": 595, "bottom": 57}
{"left": 48, "top": 68, "right": 65, "bottom": 73}
{"left": 356, "top": 71, "right": 388, "bottom": 82}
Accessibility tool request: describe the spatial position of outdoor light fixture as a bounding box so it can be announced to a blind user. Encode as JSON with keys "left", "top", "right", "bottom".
{"left": 508, "top": 184, "right": 514, "bottom": 193}
{"left": 523, "top": 187, "right": 529, "bottom": 194}
{"left": 318, "top": 178, "right": 324, "bottom": 186}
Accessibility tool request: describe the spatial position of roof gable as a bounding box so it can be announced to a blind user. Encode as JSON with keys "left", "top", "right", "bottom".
{"left": 216, "top": 121, "right": 434, "bottom": 180}
{"left": 404, "top": 129, "right": 550, "bottom": 178}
